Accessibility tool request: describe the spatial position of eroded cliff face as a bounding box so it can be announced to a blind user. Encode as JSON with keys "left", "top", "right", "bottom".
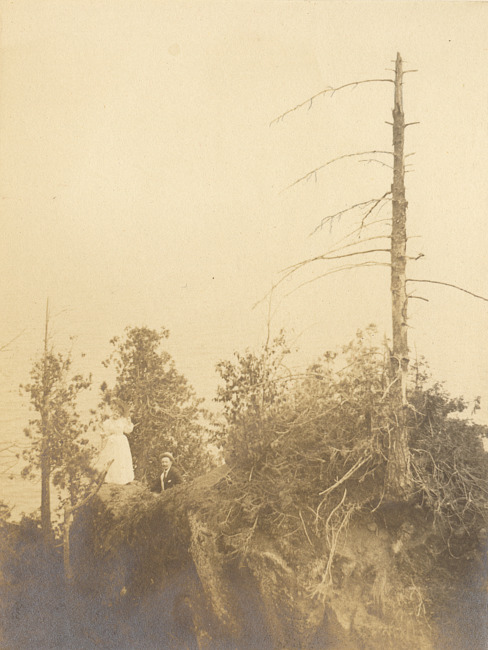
{"left": 69, "top": 472, "right": 487, "bottom": 649}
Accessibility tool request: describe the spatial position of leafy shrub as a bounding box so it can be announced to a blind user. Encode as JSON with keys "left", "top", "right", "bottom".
{"left": 216, "top": 327, "right": 488, "bottom": 563}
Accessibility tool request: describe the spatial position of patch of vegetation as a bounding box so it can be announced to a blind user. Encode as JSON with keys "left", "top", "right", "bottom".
{"left": 213, "top": 327, "right": 488, "bottom": 645}
{"left": 5, "top": 327, "right": 487, "bottom": 648}
{"left": 0, "top": 514, "right": 69, "bottom": 649}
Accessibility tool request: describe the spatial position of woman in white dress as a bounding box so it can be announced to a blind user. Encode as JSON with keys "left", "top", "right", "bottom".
{"left": 98, "top": 416, "right": 135, "bottom": 484}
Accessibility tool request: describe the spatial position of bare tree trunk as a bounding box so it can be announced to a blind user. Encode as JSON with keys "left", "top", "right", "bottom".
{"left": 387, "top": 53, "right": 411, "bottom": 496}
{"left": 41, "top": 298, "right": 52, "bottom": 544}
{"left": 40, "top": 438, "right": 51, "bottom": 543}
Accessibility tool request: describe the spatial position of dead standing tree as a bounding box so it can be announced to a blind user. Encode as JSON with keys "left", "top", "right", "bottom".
{"left": 388, "top": 53, "right": 410, "bottom": 495}
{"left": 40, "top": 298, "right": 53, "bottom": 543}
{"left": 271, "top": 53, "right": 488, "bottom": 498}
{"left": 270, "top": 54, "right": 412, "bottom": 496}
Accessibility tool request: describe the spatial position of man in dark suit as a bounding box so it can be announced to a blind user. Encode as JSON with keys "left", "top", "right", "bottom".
{"left": 151, "top": 452, "right": 183, "bottom": 492}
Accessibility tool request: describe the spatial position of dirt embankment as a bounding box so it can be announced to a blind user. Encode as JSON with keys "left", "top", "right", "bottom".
{"left": 67, "top": 468, "right": 488, "bottom": 649}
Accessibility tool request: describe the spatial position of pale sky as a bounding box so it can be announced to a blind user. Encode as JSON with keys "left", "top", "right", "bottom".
{"left": 1, "top": 0, "right": 488, "bottom": 469}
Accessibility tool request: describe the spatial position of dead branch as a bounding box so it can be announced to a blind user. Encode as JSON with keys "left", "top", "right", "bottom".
{"left": 0, "top": 461, "right": 22, "bottom": 475}
{"left": 281, "top": 249, "right": 391, "bottom": 290}
{"left": 406, "top": 279, "right": 488, "bottom": 303}
{"left": 285, "top": 261, "right": 390, "bottom": 297}
{"left": 319, "top": 455, "right": 372, "bottom": 498}
{"left": 255, "top": 220, "right": 391, "bottom": 305}
{"left": 360, "top": 192, "right": 392, "bottom": 228}
{"left": 380, "top": 376, "right": 400, "bottom": 402}
{"left": 0, "top": 441, "right": 24, "bottom": 474}
{"left": 312, "top": 501, "right": 356, "bottom": 600}
{"left": 359, "top": 158, "right": 394, "bottom": 170}
{"left": 241, "top": 515, "right": 260, "bottom": 557}
{"left": 254, "top": 243, "right": 391, "bottom": 310}
{"left": 311, "top": 215, "right": 391, "bottom": 241}
{"left": 324, "top": 488, "right": 348, "bottom": 532}
{"left": 0, "top": 330, "right": 26, "bottom": 352}
{"left": 325, "top": 234, "right": 392, "bottom": 255}
{"left": 285, "top": 151, "right": 393, "bottom": 190}
{"left": 315, "top": 486, "right": 347, "bottom": 531}
{"left": 299, "top": 510, "right": 314, "bottom": 547}
{"left": 311, "top": 194, "right": 392, "bottom": 236}
{"left": 0, "top": 441, "right": 23, "bottom": 455}
{"left": 408, "top": 295, "right": 429, "bottom": 303}
{"left": 284, "top": 248, "right": 391, "bottom": 276}
{"left": 270, "top": 78, "right": 394, "bottom": 125}
{"left": 284, "top": 236, "right": 391, "bottom": 273}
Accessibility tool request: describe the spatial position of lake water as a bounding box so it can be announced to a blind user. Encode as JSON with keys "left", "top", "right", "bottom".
{"left": 0, "top": 430, "right": 100, "bottom": 522}
{"left": 0, "top": 470, "right": 42, "bottom": 520}
{"left": 2, "top": 314, "right": 488, "bottom": 522}
{"left": 0, "top": 320, "right": 221, "bottom": 521}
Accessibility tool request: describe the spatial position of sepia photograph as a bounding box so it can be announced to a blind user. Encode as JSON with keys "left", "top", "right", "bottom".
{"left": 0, "top": 1, "right": 487, "bottom": 648}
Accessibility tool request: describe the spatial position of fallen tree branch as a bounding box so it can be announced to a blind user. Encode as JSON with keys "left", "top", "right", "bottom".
{"left": 315, "top": 486, "right": 347, "bottom": 530}
{"left": 319, "top": 455, "right": 372, "bottom": 498}
{"left": 299, "top": 510, "right": 314, "bottom": 547}
{"left": 312, "top": 500, "right": 356, "bottom": 601}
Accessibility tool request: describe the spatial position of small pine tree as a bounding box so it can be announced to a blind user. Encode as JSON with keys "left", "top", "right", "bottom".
{"left": 101, "top": 326, "right": 213, "bottom": 483}
{"left": 21, "top": 349, "right": 96, "bottom": 539}
{"left": 215, "top": 331, "right": 290, "bottom": 465}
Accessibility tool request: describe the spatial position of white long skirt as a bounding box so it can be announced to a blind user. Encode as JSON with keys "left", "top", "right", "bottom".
{"left": 98, "top": 417, "right": 135, "bottom": 484}
{"left": 99, "top": 433, "right": 134, "bottom": 484}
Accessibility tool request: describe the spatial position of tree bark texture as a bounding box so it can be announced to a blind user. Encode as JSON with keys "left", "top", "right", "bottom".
{"left": 388, "top": 53, "right": 411, "bottom": 495}
{"left": 40, "top": 433, "right": 51, "bottom": 543}
{"left": 41, "top": 299, "right": 52, "bottom": 544}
